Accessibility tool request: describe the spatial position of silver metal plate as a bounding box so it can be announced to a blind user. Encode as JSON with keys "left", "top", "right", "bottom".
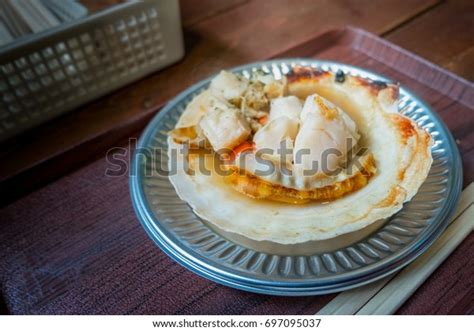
{"left": 130, "top": 59, "right": 462, "bottom": 295}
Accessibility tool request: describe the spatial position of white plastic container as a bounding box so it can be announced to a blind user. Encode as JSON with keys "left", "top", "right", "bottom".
{"left": 0, "top": 0, "right": 184, "bottom": 142}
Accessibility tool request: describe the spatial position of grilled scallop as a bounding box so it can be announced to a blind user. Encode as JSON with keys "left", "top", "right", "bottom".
{"left": 168, "top": 66, "right": 432, "bottom": 244}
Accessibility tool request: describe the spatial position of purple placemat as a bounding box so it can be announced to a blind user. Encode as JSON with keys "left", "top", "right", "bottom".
{"left": 0, "top": 147, "right": 335, "bottom": 314}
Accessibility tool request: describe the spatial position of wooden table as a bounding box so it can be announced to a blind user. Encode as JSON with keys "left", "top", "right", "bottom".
{"left": 0, "top": 0, "right": 473, "bottom": 314}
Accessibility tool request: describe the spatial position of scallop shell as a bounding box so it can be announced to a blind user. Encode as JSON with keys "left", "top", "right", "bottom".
{"left": 168, "top": 68, "right": 433, "bottom": 244}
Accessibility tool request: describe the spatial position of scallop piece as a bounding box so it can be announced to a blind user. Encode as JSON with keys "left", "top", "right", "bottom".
{"left": 301, "top": 94, "right": 359, "bottom": 144}
{"left": 294, "top": 113, "right": 341, "bottom": 175}
{"left": 199, "top": 106, "right": 251, "bottom": 151}
{"left": 210, "top": 70, "right": 248, "bottom": 100}
{"left": 253, "top": 116, "right": 299, "bottom": 164}
{"left": 269, "top": 96, "right": 303, "bottom": 122}
{"left": 294, "top": 94, "right": 360, "bottom": 175}
{"left": 176, "top": 90, "right": 230, "bottom": 128}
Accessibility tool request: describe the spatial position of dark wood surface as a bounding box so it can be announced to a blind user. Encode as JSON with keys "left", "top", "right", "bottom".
{"left": 386, "top": 0, "right": 474, "bottom": 81}
{"left": 1, "top": 0, "right": 473, "bottom": 315}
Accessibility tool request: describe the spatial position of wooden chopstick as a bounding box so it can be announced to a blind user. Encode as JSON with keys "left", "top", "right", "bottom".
{"left": 317, "top": 182, "right": 474, "bottom": 315}
{"left": 357, "top": 203, "right": 473, "bottom": 314}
